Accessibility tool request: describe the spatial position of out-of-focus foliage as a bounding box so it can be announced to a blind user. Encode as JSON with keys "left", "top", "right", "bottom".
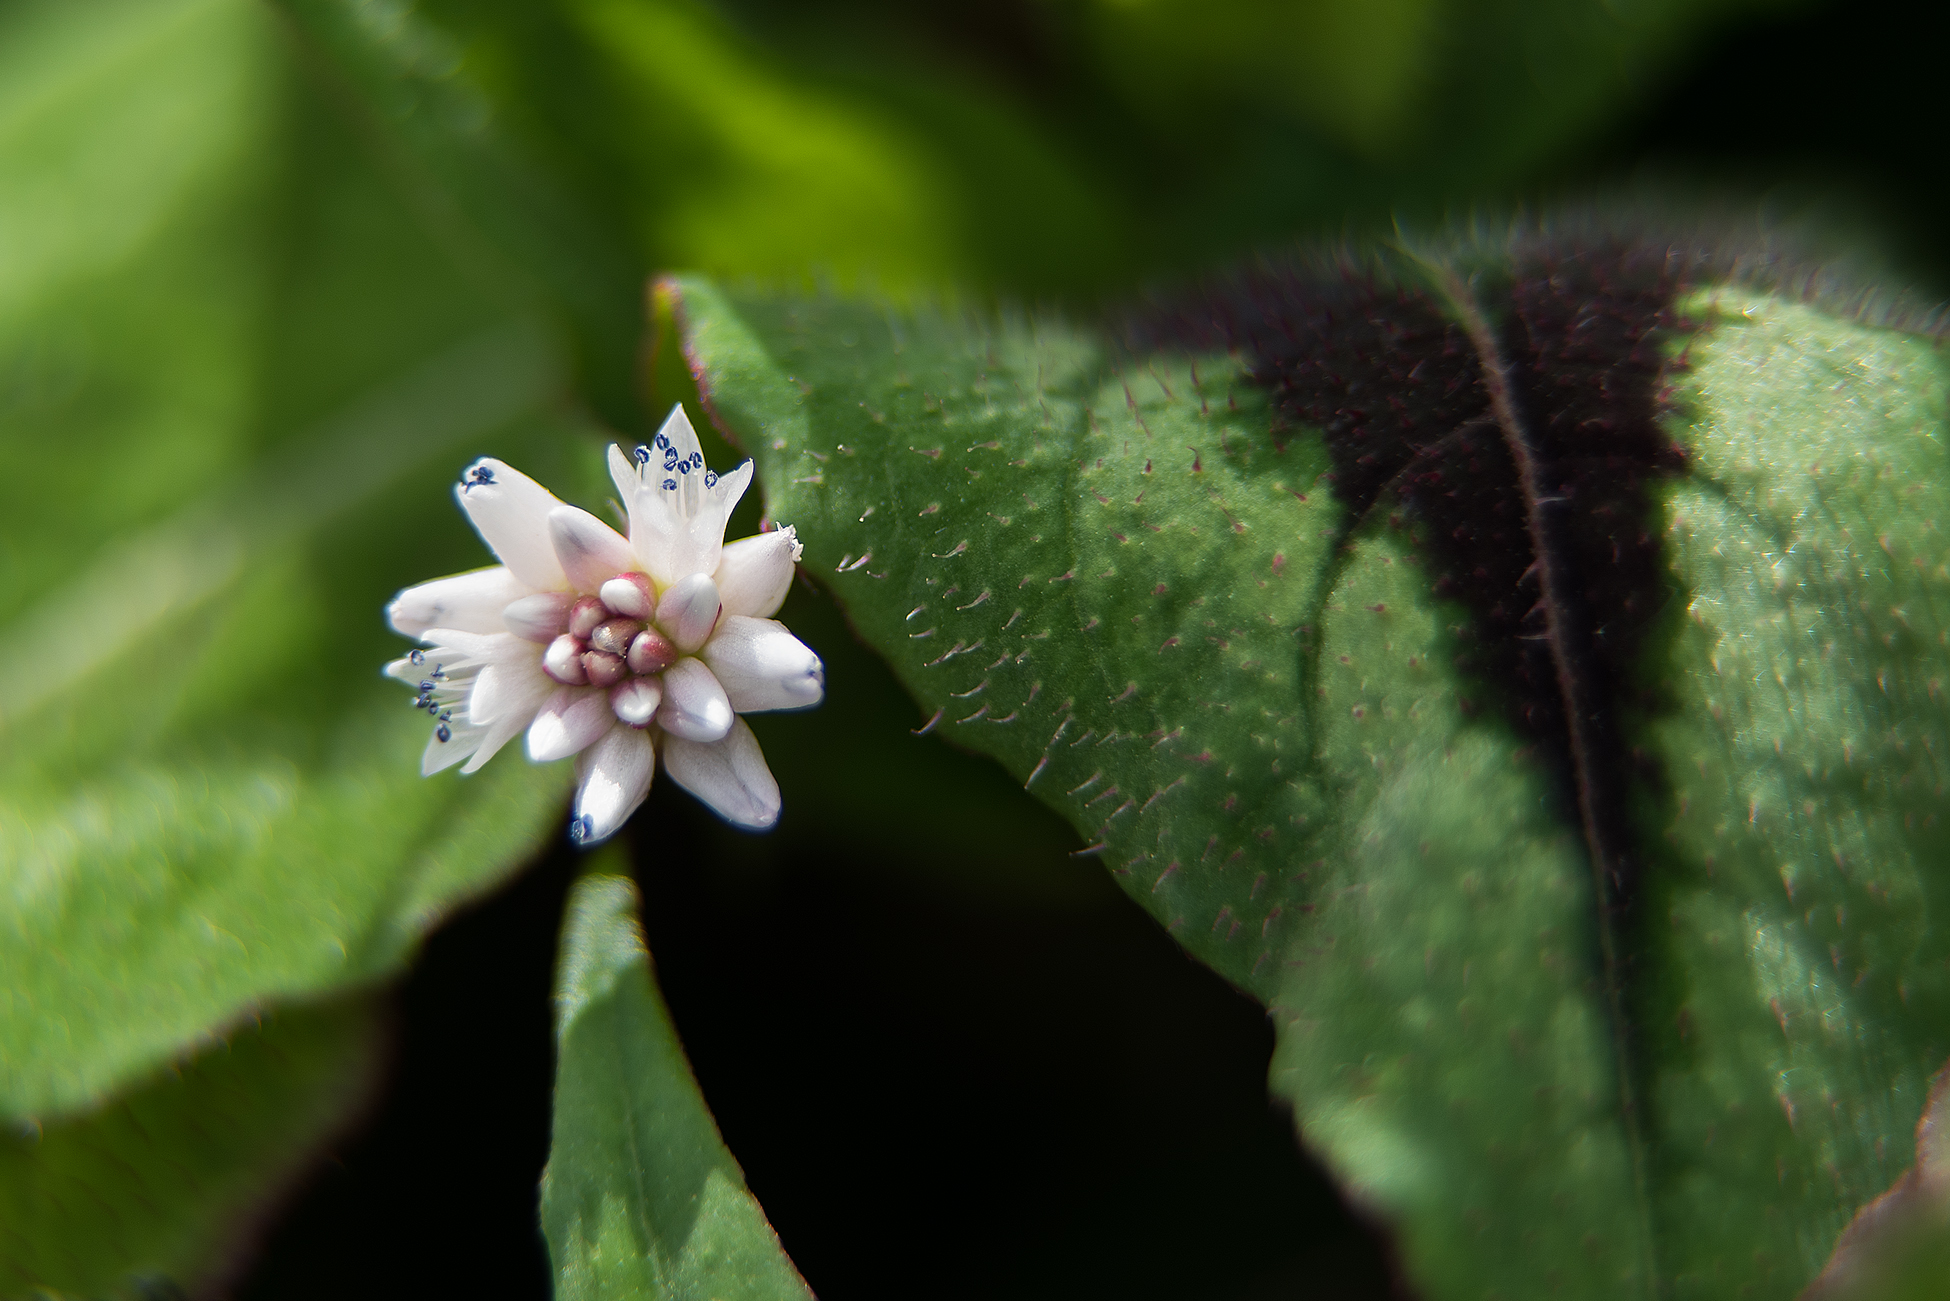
{"left": 0, "top": 997, "right": 382, "bottom": 1301}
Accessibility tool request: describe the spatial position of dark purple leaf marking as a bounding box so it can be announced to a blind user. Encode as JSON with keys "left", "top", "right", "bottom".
{"left": 1138, "top": 238, "right": 1710, "bottom": 920}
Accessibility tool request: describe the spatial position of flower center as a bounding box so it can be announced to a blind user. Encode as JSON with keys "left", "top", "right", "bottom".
{"left": 533, "top": 570, "right": 716, "bottom": 729}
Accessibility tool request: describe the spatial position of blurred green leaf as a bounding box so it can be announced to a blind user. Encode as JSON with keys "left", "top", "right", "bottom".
{"left": 542, "top": 856, "right": 812, "bottom": 1300}
{"left": 668, "top": 253, "right": 1950, "bottom": 1300}
{"left": 1077, "top": 0, "right": 1796, "bottom": 166}
{"left": 0, "top": 0, "right": 576, "bottom": 1126}
{"left": 0, "top": 995, "right": 383, "bottom": 1301}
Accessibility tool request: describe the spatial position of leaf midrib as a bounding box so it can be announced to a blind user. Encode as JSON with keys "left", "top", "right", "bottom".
{"left": 1434, "top": 262, "right": 1663, "bottom": 1296}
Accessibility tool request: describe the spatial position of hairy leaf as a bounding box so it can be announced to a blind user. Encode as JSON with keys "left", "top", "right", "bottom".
{"left": 542, "top": 858, "right": 812, "bottom": 1300}
{"left": 668, "top": 242, "right": 1950, "bottom": 1299}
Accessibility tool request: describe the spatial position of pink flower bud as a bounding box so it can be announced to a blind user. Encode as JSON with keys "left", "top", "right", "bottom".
{"left": 609, "top": 677, "right": 662, "bottom": 728}
{"left": 567, "top": 596, "right": 607, "bottom": 640}
{"left": 543, "top": 635, "right": 588, "bottom": 685}
{"left": 600, "top": 572, "right": 656, "bottom": 620}
{"left": 582, "top": 649, "right": 628, "bottom": 688}
{"left": 626, "top": 627, "right": 678, "bottom": 676}
{"left": 588, "top": 617, "right": 645, "bottom": 658}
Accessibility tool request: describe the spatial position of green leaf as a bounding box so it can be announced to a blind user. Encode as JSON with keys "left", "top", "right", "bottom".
{"left": 542, "top": 856, "right": 813, "bottom": 1300}
{"left": 666, "top": 249, "right": 1950, "bottom": 1300}
{"left": 0, "top": 995, "right": 383, "bottom": 1301}
{"left": 0, "top": 0, "right": 577, "bottom": 1124}
{"left": 1802, "top": 1062, "right": 1950, "bottom": 1301}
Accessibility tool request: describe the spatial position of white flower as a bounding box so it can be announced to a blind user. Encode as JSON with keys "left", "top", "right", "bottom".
{"left": 383, "top": 405, "right": 821, "bottom": 844}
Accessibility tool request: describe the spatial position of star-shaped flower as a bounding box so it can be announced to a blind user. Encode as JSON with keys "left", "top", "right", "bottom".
{"left": 384, "top": 405, "right": 821, "bottom": 844}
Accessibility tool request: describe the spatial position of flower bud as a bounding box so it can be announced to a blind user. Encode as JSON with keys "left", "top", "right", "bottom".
{"left": 626, "top": 627, "right": 678, "bottom": 676}
{"left": 582, "top": 649, "right": 629, "bottom": 687}
{"left": 609, "top": 677, "right": 662, "bottom": 728}
{"left": 543, "top": 635, "right": 588, "bottom": 685}
{"left": 600, "top": 573, "right": 656, "bottom": 620}
{"left": 568, "top": 596, "right": 607, "bottom": 640}
{"left": 588, "top": 617, "right": 645, "bottom": 658}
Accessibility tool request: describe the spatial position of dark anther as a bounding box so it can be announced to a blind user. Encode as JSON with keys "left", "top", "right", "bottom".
{"left": 435, "top": 723, "right": 452, "bottom": 743}
{"left": 463, "top": 464, "right": 496, "bottom": 491}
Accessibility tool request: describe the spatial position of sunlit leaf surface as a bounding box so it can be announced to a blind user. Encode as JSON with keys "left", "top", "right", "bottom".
{"left": 542, "top": 859, "right": 812, "bottom": 1300}
{"left": 670, "top": 252, "right": 1950, "bottom": 1299}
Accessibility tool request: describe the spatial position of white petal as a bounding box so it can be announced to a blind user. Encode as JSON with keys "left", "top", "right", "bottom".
{"left": 657, "top": 572, "right": 721, "bottom": 654}
{"left": 607, "top": 443, "right": 642, "bottom": 509}
{"left": 716, "top": 527, "right": 801, "bottom": 619}
{"left": 662, "top": 716, "right": 780, "bottom": 831}
{"left": 625, "top": 408, "right": 754, "bottom": 586}
{"left": 527, "top": 686, "right": 615, "bottom": 762}
{"left": 455, "top": 459, "right": 569, "bottom": 591}
{"left": 415, "top": 627, "right": 511, "bottom": 666}
{"left": 465, "top": 640, "right": 549, "bottom": 726}
{"left": 422, "top": 718, "right": 489, "bottom": 776}
{"left": 666, "top": 459, "right": 754, "bottom": 584}
{"left": 388, "top": 566, "right": 531, "bottom": 637}
{"left": 385, "top": 654, "right": 470, "bottom": 688}
{"left": 572, "top": 725, "right": 654, "bottom": 845}
{"left": 701, "top": 616, "right": 824, "bottom": 713}
{"left": 656, "top": 657, "right": 733, "bottom": 742}
{"left": 503, "top": 592, "right": 576, "bottom": 643}
{"left": 548, "top": 505, "right": 636, "bottom": 595}
{"left": 460, "top": 701, "right": 539, "bottom": 774}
